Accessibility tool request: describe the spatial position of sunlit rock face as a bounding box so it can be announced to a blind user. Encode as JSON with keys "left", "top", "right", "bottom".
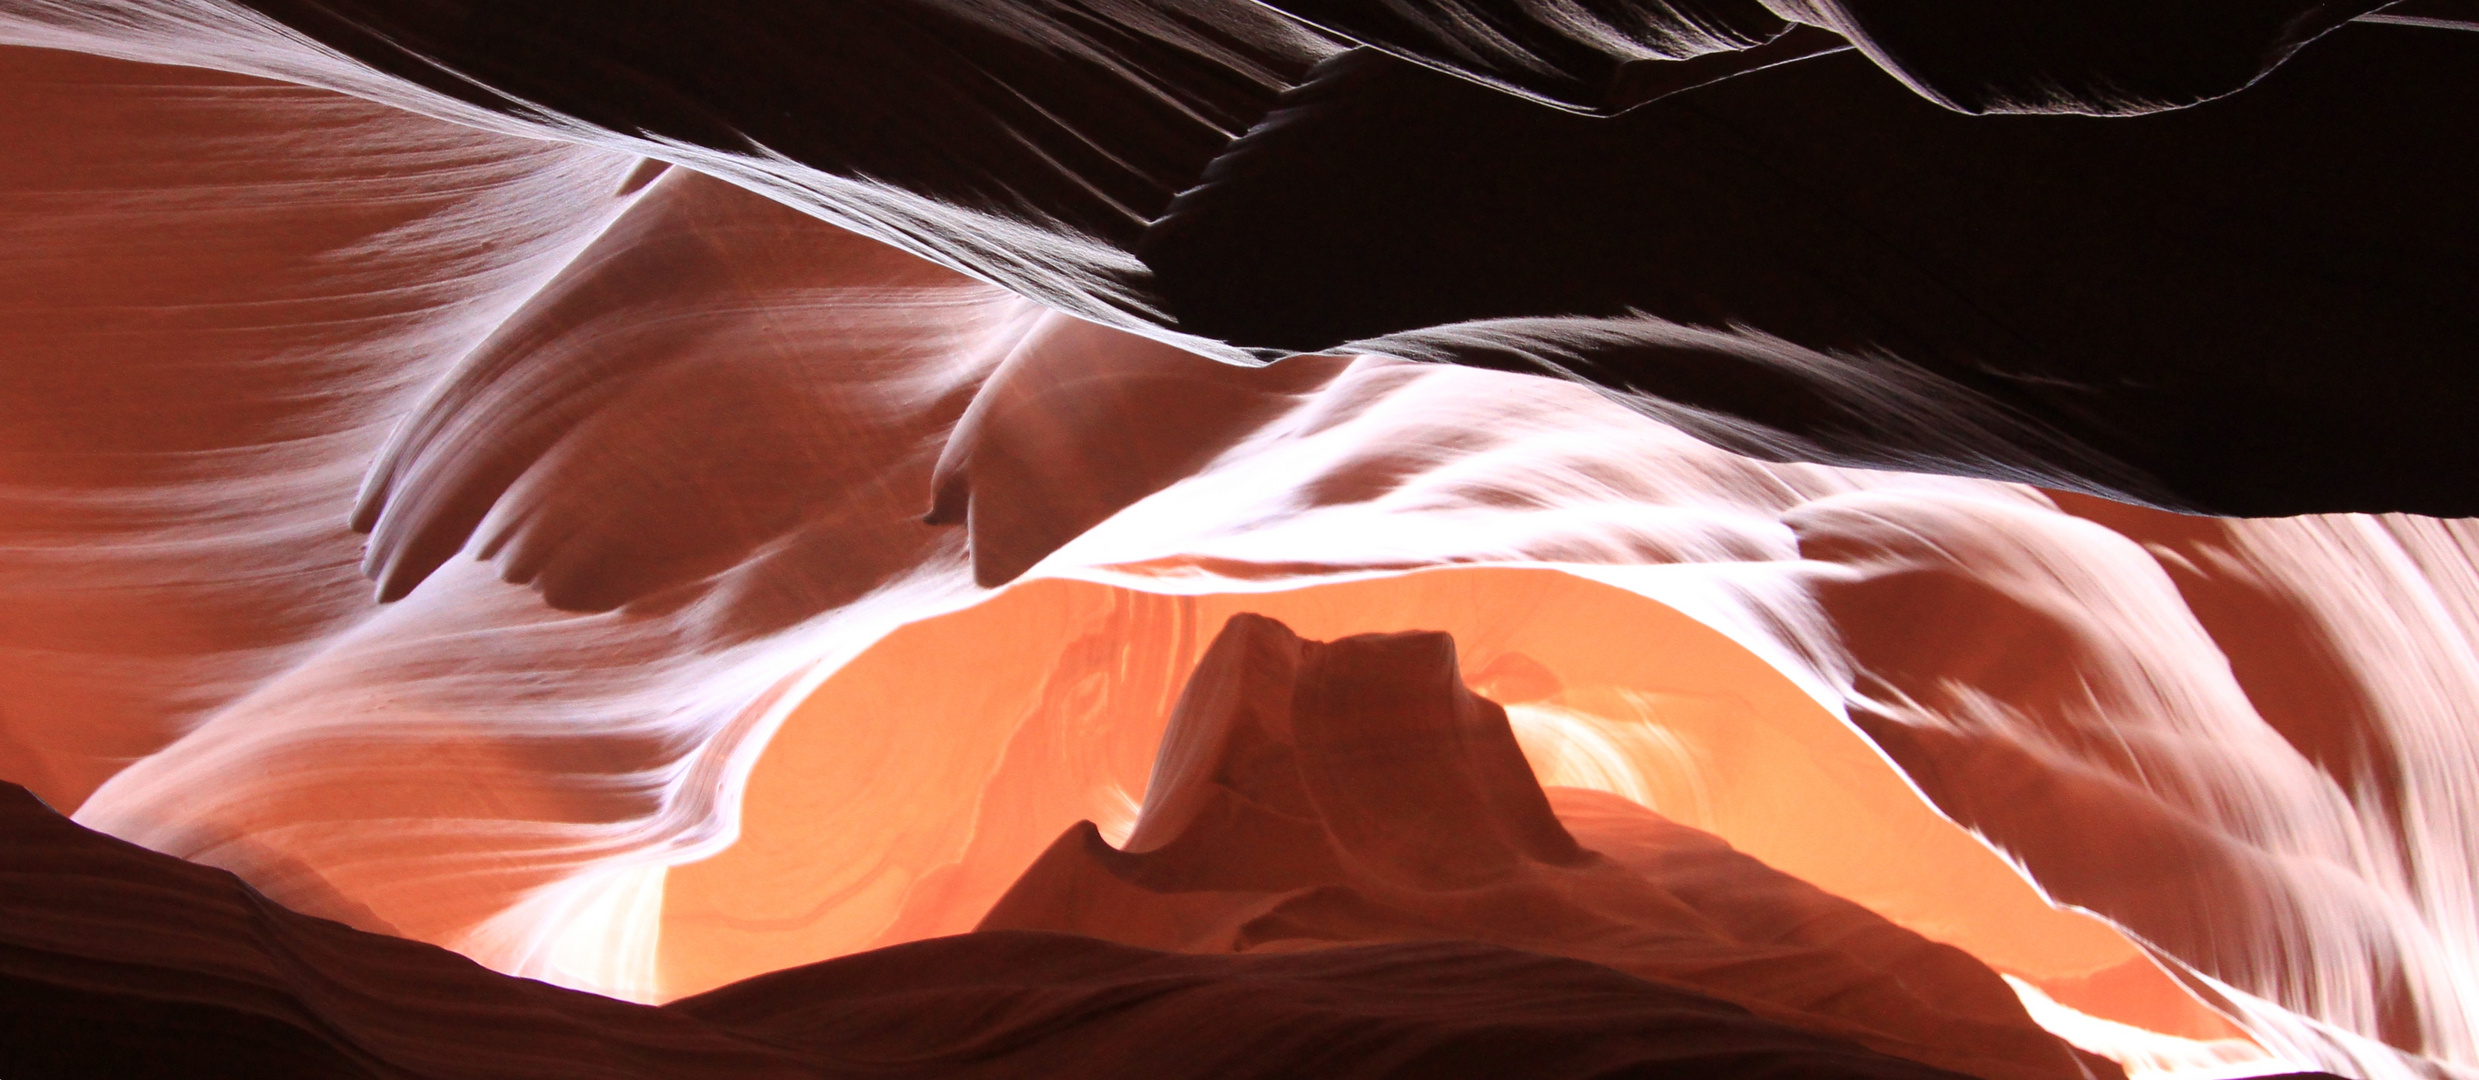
{"left": 979, "top": 612, "right": 2116, "bottom": 1080}
{"left": 2, "top": 2, "right": 2477, "bottom": 1079}
{"left": 0, "top": 45, "right": 645, "bottom": 810}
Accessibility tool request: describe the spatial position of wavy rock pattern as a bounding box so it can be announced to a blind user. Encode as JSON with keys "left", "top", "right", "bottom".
{"left": 0, "top": 3, "right": 2474, "bottom": 1080}
{"left": 978, "top": 612, "right": 2118, "bottom": 1080}
{"left": 4, "top": 2, "right": 2474, "bottom": 513}
{"left": 0, "top": 45, "right": 643, "bottom": 810}
{"left": 1, "top": 781, "right": 2029, "bottom": 1080}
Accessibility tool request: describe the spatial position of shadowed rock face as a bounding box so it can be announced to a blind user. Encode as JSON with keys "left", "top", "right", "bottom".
{"left": 5, "top": 4, "right": 2475, "bottom": 514}
{"left": 982, "top": 613, "right": 2118, "bottom": 1080}
{"left": 3, "top": 776, "right": 2028, "bottom": 1080}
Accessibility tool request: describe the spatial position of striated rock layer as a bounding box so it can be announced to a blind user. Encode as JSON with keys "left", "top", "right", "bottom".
{"left": 3, "top": 5, "right": 2475, "bottom": 514}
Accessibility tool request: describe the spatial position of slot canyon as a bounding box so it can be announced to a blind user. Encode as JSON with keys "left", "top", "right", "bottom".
{"left": 1, "top": 2, "right": 2474, "bottom": 1078}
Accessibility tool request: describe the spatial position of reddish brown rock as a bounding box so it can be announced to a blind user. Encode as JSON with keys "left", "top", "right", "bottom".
{"left": 1, "top": 780, "right": 2004, "bottom": 1080}
{"left": 982, "top": 613, "right": 2120, "bottom": 1080}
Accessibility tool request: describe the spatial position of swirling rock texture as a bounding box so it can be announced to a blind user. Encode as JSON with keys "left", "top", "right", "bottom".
{"left": 1, "top": 1, "right": 2476, "bottom": 1079}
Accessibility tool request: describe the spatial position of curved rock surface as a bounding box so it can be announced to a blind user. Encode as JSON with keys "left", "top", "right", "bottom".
{"left": 0, "top": 5, "right": 2474, "bottom": 1080}
{"left": 0, "top": 781, "right": 2020, "bottom": 1080}
{"left": 0, "top": 44, "right": 645, "bottom": 809}
{"left": 2, "top": 4, "right": 2474, "bottom": 513}
{"left": 978, "top": 612, "right": 2116, "bottom": 1080}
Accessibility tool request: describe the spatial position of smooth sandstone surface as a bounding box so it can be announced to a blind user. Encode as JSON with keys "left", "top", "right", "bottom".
{"left": 975, "top": 613, "right": 2117, "bottom": 1080}
{"left": 1, "top": 5, "right": 2476, "bottom": 1080}
{"left": 671, "top": 570, "right": 2214, "bottom": 1043}
{"left": 4, "top": 4, "right": 2475, "bottom": 514}
{"left": 0, "top": 780, "right": 2023, "bottom": 1080}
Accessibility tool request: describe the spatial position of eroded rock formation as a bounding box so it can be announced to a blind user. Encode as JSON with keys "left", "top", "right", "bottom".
{"left": 980, "top": 613, "right": 2116, "bottom": 1080}
{"left": 0, "top": 782, "right": 2006, "bottom": 1080}
{"left": 5, "top": 2, "right": 2475, "bottom": 513}
{"left": 2, "top": 3, "right": 2476, "bottom": 1079}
